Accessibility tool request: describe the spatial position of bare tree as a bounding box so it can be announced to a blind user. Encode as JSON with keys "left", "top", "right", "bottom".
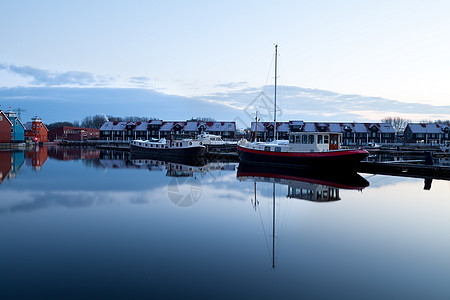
{"left": 381, "top": 116, "right": 410, "bottom": 133}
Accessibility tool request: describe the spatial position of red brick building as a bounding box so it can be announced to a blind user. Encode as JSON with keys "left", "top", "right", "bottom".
{"left": 24, "top": 117, "right": 48, "bottom": 143}
{"left": 0, "top": 110, "right": 13, "bottom": 143}
{"left": 48, "top": 126, "right": 100, "bottom": 142}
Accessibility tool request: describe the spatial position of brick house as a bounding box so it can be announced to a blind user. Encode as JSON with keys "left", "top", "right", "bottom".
{"left": 24, "top": 117, "right": 48, "bottom": 143}
{"left": 48, "top": 126, "right": 100, "bottom": 142}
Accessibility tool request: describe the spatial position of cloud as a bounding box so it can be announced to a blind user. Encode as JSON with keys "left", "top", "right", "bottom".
{"left": 1, "top": 64, "right": 114, "bottom": 87}
{"left": 128, "top": 76, "right": 151, "bottom": 87}
{"left": 1, "top": 84, "right": 449, "bottom": 126}
{"left": 214, "top": 81, "right": 248, "bottom": 89}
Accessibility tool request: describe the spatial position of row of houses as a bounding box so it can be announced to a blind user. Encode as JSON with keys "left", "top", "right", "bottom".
{"left": 0, "top": 111, "right": 100, "bottom": 143}
{"left": 1, "top": 111, "right": 449, "bottom": 146}
{"left": 251, "top": 121, "right": 450, "bottom": 145}
{"left": 99, "top": 120, "right": 236, "bottom": 141}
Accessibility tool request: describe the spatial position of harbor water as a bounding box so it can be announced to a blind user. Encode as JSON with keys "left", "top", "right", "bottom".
{"left": 1, "top": 147, "right": 449, "bottom": 299}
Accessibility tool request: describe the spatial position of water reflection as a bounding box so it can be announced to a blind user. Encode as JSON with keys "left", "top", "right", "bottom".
{"left": 237, "top": 162, "right": 369, "bottom": 202}
{"left": 237, "top": 163, "right": 370, "bottom": 269}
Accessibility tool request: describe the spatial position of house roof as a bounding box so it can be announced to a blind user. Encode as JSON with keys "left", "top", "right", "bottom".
{"left": 0, "top": 110, "right": 13, "bottom": 126}
{"left": 407, "top": 123, "right": 449, "bottom": 133}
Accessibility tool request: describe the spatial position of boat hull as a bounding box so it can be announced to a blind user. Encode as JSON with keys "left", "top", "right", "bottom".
{"left": 237, "top": 145, "right": 369, "bottom": 170}
{"left": 130, "top": 144, "right": 206, "bottom": 158}
{"left": 237, "top": 162, "right": 369, "bottom": 190}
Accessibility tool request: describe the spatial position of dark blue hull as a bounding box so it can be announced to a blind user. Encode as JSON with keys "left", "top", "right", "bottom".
{"left": 130, "top": 144, "right": 206, "bottom": 158}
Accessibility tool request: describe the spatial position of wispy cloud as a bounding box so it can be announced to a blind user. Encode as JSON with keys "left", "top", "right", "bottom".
{"left": 0, "top": 64, "right": 115, "bottom": 87}
{"left": 129, "top": 76, "right": 151, "bottom": 87}
{"left": 214, "top": 81, "right": 248, "bottom": 89}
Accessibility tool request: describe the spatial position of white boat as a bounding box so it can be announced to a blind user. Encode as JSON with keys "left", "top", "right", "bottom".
{"left": 130, "top": 138, "right": 206, "bottom": 158}
{"left": 196, "top": 133, "right": 237, "bottom": 151}
{"left": 237, "top": 45, "right": 369, "bottom": 170}
{"left": 196, "top": 133, "right": 226, "bottom": 145}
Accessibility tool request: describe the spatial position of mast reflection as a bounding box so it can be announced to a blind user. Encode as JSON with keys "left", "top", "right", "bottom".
{"left": 237, "top": 163, "right": 369, "bottom": 269}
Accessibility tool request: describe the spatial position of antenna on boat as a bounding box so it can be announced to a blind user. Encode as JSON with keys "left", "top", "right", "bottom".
{"left": 254, "top": 111, "right": 259, "bottom": 142}
{"left": 273, "top": 44, "right": 278, "bottom": 142}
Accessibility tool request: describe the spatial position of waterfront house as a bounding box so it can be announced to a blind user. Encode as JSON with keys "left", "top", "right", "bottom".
{"left": 5, "top": 111, "right": 25, "bottom": 142}
{"left": 404, "top": 123, "right": 450, "bottom": 144}
{"left": 99, "top": 120, "right": 236, "bottom": 141}
{"left": 48, "top": 126, "right": 100, "bottom": 142}
{"left": 0, "top": 110, "right": 13, "bottom": 143}
{"left": 24, "top": 117, "right": 48, "bottom": 143}
{"left": 250, "top": 121, "right": 396, "bottom": 145}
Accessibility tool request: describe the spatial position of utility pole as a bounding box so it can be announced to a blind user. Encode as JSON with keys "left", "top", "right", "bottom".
{"left": 13, "top": 108, "right": 27, "bottom": 120}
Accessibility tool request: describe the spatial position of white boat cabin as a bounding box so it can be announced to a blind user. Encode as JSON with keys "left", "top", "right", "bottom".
{"left": 196, "top": 133, "right": 224, "bottom": 145}
{"left": 239, "top": 132, "right": 343, "bottom": 153}
{"left": 131, "top": 138, "right": 204, "bottom": 149}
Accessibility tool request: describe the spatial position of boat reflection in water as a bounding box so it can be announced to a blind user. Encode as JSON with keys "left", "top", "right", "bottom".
{"left": 237, "top": 162, "right": 369, "bottom": 202}
{"left": 130, "top": 152, "right": 206, "bottom": 167}
{"left": 237, "top": 162, "right": 369, "bottom": 269}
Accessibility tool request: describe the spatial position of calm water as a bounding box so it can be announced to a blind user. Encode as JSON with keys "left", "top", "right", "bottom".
{"left": 1, "top": 147, "right": 449, "bottom": 299}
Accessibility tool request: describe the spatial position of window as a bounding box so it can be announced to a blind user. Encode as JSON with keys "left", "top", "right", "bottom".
{"left": 295, "top": 135, "right": 301, "bottom": 143}
{"left": 302, "top": 135, "right": 308, "bottom": 144}
{"left": 318, "top": 135, "right": 323, "bottom": 144}
{"left": 308, "top": 135, "right": 314, "bottom": 144}
{"left": 275, "top": 147, "right": 281, "bottom": 152}
{"left": 264, "top": 146, "right": 271, "bottom": 151}
{"left": 324, "top": 135, "right": 329, "bottom": 144}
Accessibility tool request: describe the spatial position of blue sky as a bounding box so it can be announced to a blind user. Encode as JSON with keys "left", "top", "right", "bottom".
{"left": 1, "top": 0, "right": 450, "bottom": 125}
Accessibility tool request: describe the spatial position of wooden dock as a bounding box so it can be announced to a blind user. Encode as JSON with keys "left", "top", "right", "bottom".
{"left": 358, "top": 161, "right": 450, "bottom": 180}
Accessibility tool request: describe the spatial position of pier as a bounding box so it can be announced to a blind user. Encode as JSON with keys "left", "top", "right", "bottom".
{"left": 358, "top": 161, "right": 450, "bottom": 180}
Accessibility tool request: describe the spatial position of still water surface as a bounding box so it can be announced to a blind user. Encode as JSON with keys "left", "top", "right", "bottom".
{"left": 1, "top": 147, "right": 449, "bottom": 299}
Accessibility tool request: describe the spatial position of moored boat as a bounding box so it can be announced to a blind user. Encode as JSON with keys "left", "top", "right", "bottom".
{"left": 237, "top": 45, "right": 369, "bottom": 169}
{"left": 196, "top": 133, "right": 237, "bottom": 152}
{"left": 130, "top": 138, "right": 206, "bottom": 158}
{"left": 237, "top": 133, "right": 369, "bottom": 169}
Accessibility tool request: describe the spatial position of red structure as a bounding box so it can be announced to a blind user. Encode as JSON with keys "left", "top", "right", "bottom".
{"left": 0, "top": 151, "right": 12, "bottom": 183}
{"left": 48, "top": 126, "right": 100, "bottom": 142}
{"left": 25, "top": 146, "right": 48, "bottom": 169}
{"left": 24, "top": 117, "right": 48, "bottom": 143}
{"left": 0, "top": 110, "right": 13, "bottom": 143}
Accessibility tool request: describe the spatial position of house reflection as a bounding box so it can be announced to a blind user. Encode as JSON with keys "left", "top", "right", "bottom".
{"left": 0, "top": 150, "right": 26, "bottom": 183}
{"left": 25, "top": 146, "right": 48, "bottom": 170}
{"left": 47, "top": 147, "right": 100, "bottom": 161}
{"left": 0, "top": 151, "right": 12, "bottom": 183}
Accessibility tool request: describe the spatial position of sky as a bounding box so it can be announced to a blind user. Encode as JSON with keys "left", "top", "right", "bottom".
{"left": 1, "top": 0, "right": 450, "bottom": 125}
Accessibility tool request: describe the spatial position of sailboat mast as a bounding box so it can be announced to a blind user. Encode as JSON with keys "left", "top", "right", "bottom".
{"left": 272, "top": 182, "right": 276, "bottom": 269}
{"left": 273, "top": 44, "right": 278, "bottom": 141}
